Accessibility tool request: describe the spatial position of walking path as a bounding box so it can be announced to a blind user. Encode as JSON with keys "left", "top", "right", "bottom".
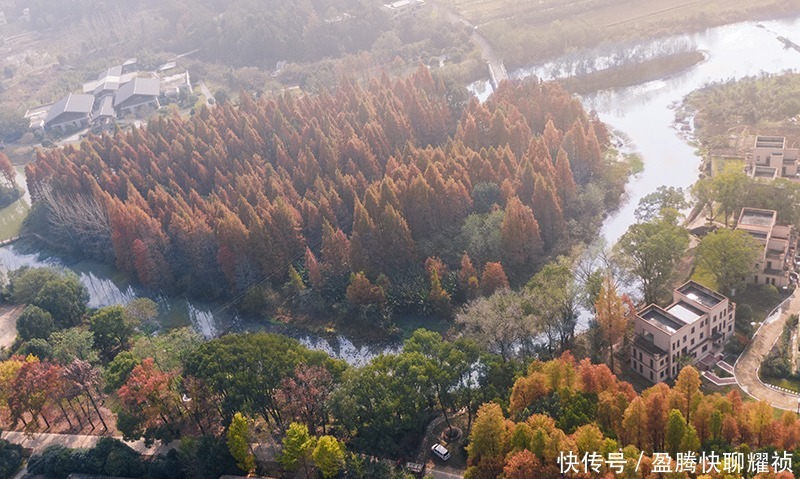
{"left": 1, "top": 431, "right": 178, "bottom": 456}
{"left": 734, "top": 289, "right": 800, "bottom": 410}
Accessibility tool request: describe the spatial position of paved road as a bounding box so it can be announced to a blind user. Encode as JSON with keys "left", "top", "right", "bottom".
{"left": 430, "top": 466, "right": 464, "bottom": 479}
{"left": 1, "top": 431, "right": 178, "bottom": 456}
{"left": 734, "top": 289, "right": 800, "bottom": 410}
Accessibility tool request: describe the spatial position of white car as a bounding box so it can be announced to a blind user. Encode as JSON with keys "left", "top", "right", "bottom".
{"left": 431, "top": 443, "right": 451, "bottom": 461}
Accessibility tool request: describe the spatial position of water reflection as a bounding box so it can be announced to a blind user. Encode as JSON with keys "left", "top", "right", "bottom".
{"left": 0, "top": 15, "right": 799, "bottom": 363}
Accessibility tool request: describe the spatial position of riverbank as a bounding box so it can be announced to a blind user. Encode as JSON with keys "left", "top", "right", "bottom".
{"left": 559, "top": 51, "right": 706, "bottom": 95}
{"left": 447, "top": 0, "right": 800, "bottom": 69}
{"left": 679, "top": 71, "right": 800, "bottom": 156}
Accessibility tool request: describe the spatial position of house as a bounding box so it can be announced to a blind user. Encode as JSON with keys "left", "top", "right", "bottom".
{"left": 382, "top": 0, "right": 425, "bottom": 19}
{"left": 735, "top": 207, "right": 794, "bottom": 288}
{"left": 748, "top": 135, "right": 799, "bottom": 180}
{"left": 82, "top": 66, "right": 137, "bottom": 96}
{"left": 91, "top": 95, "right": 116, "bottom": 128}
{"left": 114, "top": 77, "right": 161, "bottom": 117}
{"left": 44, "top": 93, "right": 94, "bottom": 133}
{"left": 630, "top": 281, "right": 735, "bottom": 384}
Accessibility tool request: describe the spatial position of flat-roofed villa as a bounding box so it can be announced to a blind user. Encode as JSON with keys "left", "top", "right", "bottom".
{"left": 630, "top": 281, "right": 735, "bottom": 383}
{"left": 382, "top": 0, "right": 425, "bottom": 19}
{"left": 749, "top": 135, "right": 798, "bottom": 180}
{"left": 735, "top": 207, "right": 794, "bottom": 288}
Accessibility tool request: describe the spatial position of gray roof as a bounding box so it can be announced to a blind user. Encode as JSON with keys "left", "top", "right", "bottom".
{"left": 45, "top": 93, "right": 94, "bottom": 125}
{"left": 114, "top": 77, "right": 160, "bottom": 108}
{"left": 93, "top": 95, "right": 115, "bottom": 118}
{"left": 98, "top": 65, "right": 123, "bottom": 80}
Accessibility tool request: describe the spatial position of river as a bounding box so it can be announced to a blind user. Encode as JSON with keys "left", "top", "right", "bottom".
{"left": 2, "top": 15, "right": 800, "bottom": 364}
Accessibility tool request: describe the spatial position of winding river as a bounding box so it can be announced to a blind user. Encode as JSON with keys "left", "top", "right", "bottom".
{"left": 2, "top": 15, "right": 800, "bottom": 364}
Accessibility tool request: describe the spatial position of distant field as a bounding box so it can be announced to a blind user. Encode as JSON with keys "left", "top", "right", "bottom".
{"left": 440, "top": 0, "right": 800, "bottom": 66}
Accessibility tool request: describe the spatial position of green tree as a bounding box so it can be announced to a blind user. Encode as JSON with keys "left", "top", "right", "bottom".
{"left": 281, "top": 422, "right": 315, "bottom": 473}
{"left": 8, "top": 267, "right": 62, "bottom": 304}
{"left": 711, "top": 167, "right": 749, "bottom": 226}
{"left": 0, "top": 108, "right": 28, "bottom": 142}
{"left": 31, "top": 277, "right": 89, "bottom": 328}
{"left": 104, "top": 351, "right": 140, "bottom": 393}
{"left": 312, "top": 435, "right": 345, "bottom": 479}
{"left": 695, "top": 228, "right": 761, "bottom": 296}
{"left": 526, "top": 256, "right": 580, "bottom": 353}
{"left": 183, "top": 333, "right": 339, "bottom": 427}
{"left": 691, "top": 178, "right": 715, "bottom": 221}
{"left": 404, "top": 329, "right": 479, "bottom": 433}
{"left": 616, "top": 211, "right": 689, "bottom": 304}
{"left": 16, "top": 305, "right": 55, "bottom": 341}
{"left": 226, "top": 412, "right": 255, "bottom": 474}
{"left": 680, "top": 424, "right": 700, "bottom": 452}
{"left": 90, "top": 306, "right": 139, "bottom": 357}
{"left": 633, "top": 186, "right": 688, "bottom": 222}
{"left": 330, "top": 352, "right": 428, "bottom": 456}
{"left": 50, "top": 328, "right": 98, "bottom": 364}
{"left": 129, "top": 327, "right": 200, "bottom": 372}
{"left": 665, "top": 409, "right": 687, "bottom": 457}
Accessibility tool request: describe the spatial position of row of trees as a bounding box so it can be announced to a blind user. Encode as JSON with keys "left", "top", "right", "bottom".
{"left": 0, "top": 322, "right": 517, "bottom": 459}
{"left": 465, "top": 353, "right": 800, "bottom": 479}
{"left": 27, "top": 70, "right": 622, "bottom": 322}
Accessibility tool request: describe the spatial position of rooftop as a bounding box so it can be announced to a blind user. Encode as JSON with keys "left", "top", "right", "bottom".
{"left": 755, "top": 135, "right": 785, "bottom": 149}
{"left": 93, "top": 95, "right": 115, "bottom": 118}
{"left": 115, "top": 77, "right": 160, "bottom": 108}
{"left": 634, "top": 334, "right": 667, "bottom": 357}
{"left": 677, "top": 281, "right": 725, "bottom": 308}
{"left": 45, "top": 93, "right": 94, "bottom": 124}
{"left": 753, "top": 166, "right": 778, "bottom": 179}
{"left": 639, "top": 305, "right": 685, "bottom": 334}
{"left": 667, "top": 301, "right": 704, "bottom": 324}
{"left": 738, "top": 208, "right": 777, "bottom": 228}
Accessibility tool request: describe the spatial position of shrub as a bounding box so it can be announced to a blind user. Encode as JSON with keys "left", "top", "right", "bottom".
{"left": 0, "top": 438, "right": 23, "bottom": 479}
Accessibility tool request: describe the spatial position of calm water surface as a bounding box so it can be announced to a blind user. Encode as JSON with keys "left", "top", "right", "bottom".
{"left": 2, "top": 16, "right": 800, "bottom": 362}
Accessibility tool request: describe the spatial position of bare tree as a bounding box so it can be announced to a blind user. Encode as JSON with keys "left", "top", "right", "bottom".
{"left": 36, "top": 183, "right": 113, "bottom": 255}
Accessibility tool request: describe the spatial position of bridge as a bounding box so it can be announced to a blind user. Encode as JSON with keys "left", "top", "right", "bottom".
{"left": 487, "top": 60, "right": 508, "bottom": 91}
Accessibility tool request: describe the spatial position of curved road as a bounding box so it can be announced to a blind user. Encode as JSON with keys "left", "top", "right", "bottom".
{"left": 734, "top": 289, "right": 800, "bottom": 410}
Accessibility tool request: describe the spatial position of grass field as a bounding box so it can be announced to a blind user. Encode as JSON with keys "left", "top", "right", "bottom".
{"left": 439, "top": 0, "right": 800, "bottom": 67}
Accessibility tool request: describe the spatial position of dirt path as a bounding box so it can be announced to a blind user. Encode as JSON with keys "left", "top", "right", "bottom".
{"left": 734, "top": 289, "right": 800, "bottom": 410}
{"left": 0, "top": 304, "right": 23, "bottom": 350}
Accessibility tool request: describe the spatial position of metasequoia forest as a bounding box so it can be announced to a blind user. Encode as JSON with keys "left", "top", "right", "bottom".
{"left": 25, "top": 68, "right": 621, "bottom": 320}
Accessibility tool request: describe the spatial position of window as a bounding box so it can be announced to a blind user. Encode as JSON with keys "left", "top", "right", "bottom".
{"left": 691, "top": 338, "right": 695, "bottom": 346}
{"left": 729, "top": 324, "right": 733, "bottom": 331}
{"left": 650, "top": 358, "right": 653, "bottom": 368}
{"left": 702, "top": 345, "right": 707, "bottom": 353}
{"left": 650, "top": 371, "right": 653, "bottom": 380}
{"left": 700, "top": 332, "right": 704, "bottom": 339}
{"left": 691, "top": 327, "right": 695, "bottom": 334}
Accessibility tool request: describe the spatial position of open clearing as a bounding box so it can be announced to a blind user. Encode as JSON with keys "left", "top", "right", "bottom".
{"left": 0, "top": 304, "right": 22, "bottom": 350}
{"left": 439, "top": 0, "right": 800, "bottom": 66}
